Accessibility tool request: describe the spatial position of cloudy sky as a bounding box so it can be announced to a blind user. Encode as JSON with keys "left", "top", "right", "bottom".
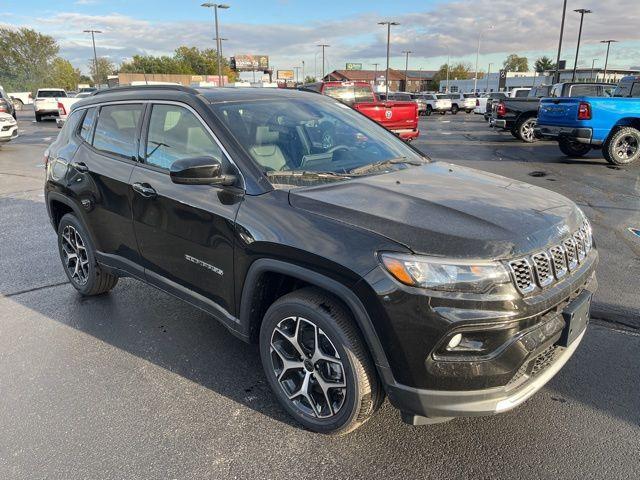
{"left": 2, "top": 0, "right": 639, "bottom": 78}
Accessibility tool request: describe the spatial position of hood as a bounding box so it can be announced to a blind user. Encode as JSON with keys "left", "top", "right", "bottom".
{"left": 289, "top": 162, "right": 582, "bottom": 259}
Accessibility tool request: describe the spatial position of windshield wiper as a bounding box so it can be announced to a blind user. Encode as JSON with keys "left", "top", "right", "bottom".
{"left": 266, "top": 170, "right": 351, "bottom": 180}
{"left": 348, "top": 157, "right": 425, "bottom": 176}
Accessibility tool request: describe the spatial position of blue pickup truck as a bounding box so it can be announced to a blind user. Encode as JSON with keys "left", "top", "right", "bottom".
{"left": 536, "top": 75, "right": 640, "bottom": 165}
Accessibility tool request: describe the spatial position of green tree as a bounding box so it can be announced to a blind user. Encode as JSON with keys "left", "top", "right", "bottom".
{"left": 88, "top": 57, "right": 115, "bottom": 86}
{"left": 304, "top": 76, "right": 317, "bottom": 83}
{"left": 48, "top": 58, "right": 81, "bottom": 91}
{"left": 0, "top": 27, "right": 59, "bottom": 92}
{"left": 432, "top": 62, "right": 472, "bottom": 90}
{"left": 534, "top": 56, "right": 555, "bottom": 73}
{"left": 79, "top": 74, "right": 93, "bottom": 85}
{"left": 503, "top": 54, "right": 529, "bottom": 72}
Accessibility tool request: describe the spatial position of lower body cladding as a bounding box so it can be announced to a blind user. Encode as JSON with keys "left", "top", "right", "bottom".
{"left": 0, "top": 123, "right": 18, "bottom": 142}
{"left": 535, "top": 125, "right": 600, "bottom": 145}
{"left": 361, "top": 253, "right": 598, "bottom": 425}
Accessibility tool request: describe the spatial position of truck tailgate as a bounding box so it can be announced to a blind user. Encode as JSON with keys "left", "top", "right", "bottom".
{"left": 538, "top": 98, "right": 581, "bottom": 126}
{"left": 354, "top": 101, "right": 418, "bottom": 131}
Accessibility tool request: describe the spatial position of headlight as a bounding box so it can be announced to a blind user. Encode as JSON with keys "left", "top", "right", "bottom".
{"left": 380, "top": 253, "right": 511, "bottom": 293}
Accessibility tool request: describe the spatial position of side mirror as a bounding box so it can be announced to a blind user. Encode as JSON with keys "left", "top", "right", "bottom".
{"left": 169, "top": 156, "right": 236, "bottom": 186}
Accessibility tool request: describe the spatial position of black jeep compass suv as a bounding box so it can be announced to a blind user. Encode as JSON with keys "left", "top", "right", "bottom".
{"left": 45, "top": 85, "right": 597, "bottom": 434}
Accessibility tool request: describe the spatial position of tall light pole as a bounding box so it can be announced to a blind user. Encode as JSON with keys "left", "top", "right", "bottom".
{"left": 301, "top": 60, "right": 305, "bottom": 82}
{"left": 600, "top": 39, "right": 618, "bottom": 82}
{"left": 402, "top": 50, "right": 412, "bottom": 92}
{"left": 444, "top": 44, "right": 450, "bottom": 93}
{"left": 378, "top": 21, "right": 400, "bottom": 97}
{"left": 474, "top": 26, "right": 493, "bottom": 93}
{"left": 317, "top": 44, "right": 329, "bottom": 79}
{"left": 372, "top": 63, "right": 380, "bottom": 87}
{"left": 486, "top": 62, "right": 493, "bottom": 92}
{"left": 201, "top": 3, "right": 230, "bottom": 87}
{"left": 590, "top": 58, "right": 599, "bottom": 81}
{"left": 571, "top": 8, "right": 592, "bottom": 82}
{"left": 554, "top": 0, "right": 568, "bottom": 83}
{"left": 83, "top": 29, "right": 102, "bottom": 88}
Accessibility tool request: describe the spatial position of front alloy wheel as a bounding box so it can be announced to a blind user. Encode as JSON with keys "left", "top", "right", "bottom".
{"left": 270, "top": 316, "right": 346, "bottom": 418}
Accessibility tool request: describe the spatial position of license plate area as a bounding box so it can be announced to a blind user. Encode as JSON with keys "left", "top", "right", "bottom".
{"left": 558, "top": 290, "right": 592, "bottom": 347}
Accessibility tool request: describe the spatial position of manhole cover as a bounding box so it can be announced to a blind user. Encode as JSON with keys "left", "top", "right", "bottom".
{"left": 529, "top": 171, "right": 547, "bottom": 177}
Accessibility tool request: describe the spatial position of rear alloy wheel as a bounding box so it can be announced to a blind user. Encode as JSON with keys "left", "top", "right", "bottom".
{"left": 517, "top": 117, "right": 537, "bottom": 143}
{"left": 57, "top": 213, "right": 118, "bottom": 296}
{"left": 558, "top": 137, "right": 591, "bottom": 157}
{"left": 603, "top": 127, "right": 640, "bottom": 165}
{"left": 259, "top": 288, "right": 382, "bottom": 435}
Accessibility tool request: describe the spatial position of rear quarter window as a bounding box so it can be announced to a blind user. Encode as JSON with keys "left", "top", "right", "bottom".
{"left": 92, "top": 104, "right": 143, "bottom": 159}
{"left": 630, "top": 82, "right": 640, "bottom": 98}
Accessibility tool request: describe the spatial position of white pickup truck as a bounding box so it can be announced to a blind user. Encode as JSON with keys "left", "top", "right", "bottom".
{"left": 34, "top": 88, "right": 68, "bottom": 122}
{"left": 8, "top": 91, "right": 33, "bottom": 111}
{"left": 55, "top": 92, "right": 93, "bottom": 127}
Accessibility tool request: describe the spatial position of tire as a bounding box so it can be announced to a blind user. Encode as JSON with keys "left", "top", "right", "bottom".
{"left": 516, "top": 116, "right": 537, "bottom": 143}
{"left": 602, "top": 127, "right": 640, "bottom": 165}
{"left": 57, "top": 213, "right": 118, "bottom": 296}
{"left": 466, "top": 109, "right": 473, "bottom": 114}
{"left": 558, "top": 137, "right": 591, "bottom": 157}
{"left": 12, "top": 98, "right": 24, "bottom": 111}
{"left": 259, "top": 287, "right": 382, "bottom": 435}
{"left": 451, "top": 104, "right": 459, "bottom": 115}
{"left": 35, "top": 113, "right": 41, "bottom": 122}
{"left": 425, "top": 106, "right": 432, "bottom": 116}
{"left": 509, "top": 127, "right": 520, "bottom": 139}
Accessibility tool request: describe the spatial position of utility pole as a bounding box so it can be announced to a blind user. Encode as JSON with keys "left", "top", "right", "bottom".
{"left": 317, "top": 44, "right": 329, "bottom": 79}
{"left": 600, "top": 39, "right": 618, "bottom": 82}
{"left": 474, "top": 26, "right": 493, "bottom": 93}
{"left": 554, "top": 0, "right": 568, "bottom": 83}
{"left": 572, "top": 9, "right": 592, "bottom": 82}
{"left": 378, "top": 21, "right": 400, "bottom": 97}
{"left": 372, "top": 63, "right": 380, "bottom": 88}
{"left": 445, "top": 46, "right": 450, "bottom": 93}
{"left": 301, "top": 60, "right": 305, "bottom": 83}
{"left": 402, "top": 50, "right": 412, "bottom": 92}
{"left": 201, "top": 3, "right": 230, "bottom": 87}
{"left": 83, "top": 29, "right": 102, "bottom": 88}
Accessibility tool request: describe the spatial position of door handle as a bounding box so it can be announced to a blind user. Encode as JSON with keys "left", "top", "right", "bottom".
{"left": 132, "top": 182, "right": 157, "bottom": 198}
{"left": 70, "top": 161, "right": 89, "bottom": 173}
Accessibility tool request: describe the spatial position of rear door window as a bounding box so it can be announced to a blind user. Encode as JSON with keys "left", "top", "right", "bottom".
{"left": 569, "top": 85, "right": 600, "bottom": 97}
{"left": 93, "top": 104, "right": 143, "bottom": 159}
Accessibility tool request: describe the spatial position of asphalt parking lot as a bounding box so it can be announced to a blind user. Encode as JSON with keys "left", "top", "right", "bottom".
{"left": 1, "top": 111, "right": 638, "bottom": 479}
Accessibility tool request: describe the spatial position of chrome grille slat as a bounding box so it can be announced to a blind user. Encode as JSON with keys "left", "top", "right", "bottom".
{"left": 507, "top": 223, "right": 592, "bottom": 295}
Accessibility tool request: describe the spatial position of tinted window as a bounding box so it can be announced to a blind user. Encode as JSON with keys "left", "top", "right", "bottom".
{"left": 80, "top": 107, "right": 97, "bottom": 142}
{"left": 37, "top": 90, "right": 66, "bottom": 98}
{"left": 513, "top": 89, "right": 530, "bottom": 98}
{"left": 57, "top": 109, "right": 84, "bottom": 144}
{"left": 569, "top": 85, "right": 601, "bottom": 97}
{"left": 145, "top": 104, "right": 223, "bottom": 170}
{"left": 630, "top": 82, "right": 640, "bottom": 98}
{"left": 93, "top": 104, "right": 143, "bottom": 159}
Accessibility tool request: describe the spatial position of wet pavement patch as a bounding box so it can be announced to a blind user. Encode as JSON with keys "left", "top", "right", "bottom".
{"left": 529, "top": 171, "right": 547, "bottom": 177}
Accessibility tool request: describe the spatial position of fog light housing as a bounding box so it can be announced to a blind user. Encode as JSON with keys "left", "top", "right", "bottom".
{"left": 447, "top": 333, "right": 463, "bottom": 350}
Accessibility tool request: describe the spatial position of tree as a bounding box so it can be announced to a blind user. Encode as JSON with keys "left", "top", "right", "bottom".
{"left": 503, "top": 54, "right": 529, "bottom": 72}
{"left": 534, "top": 56, "right": 555, "bottom": 73}
{"left": 88, "top": 57, "right": 115, "bottom": 86}
{"left": 432, "top": 62, "right": 472, "bottom": 90}
{"left": 48, "top": 58, "right": 81, "bottom": 91}
{"left": 304, "top": 76, "right": 316, "bottom": 84}
{"left": 0, "top": 27, "right": 59, "bottom": 92}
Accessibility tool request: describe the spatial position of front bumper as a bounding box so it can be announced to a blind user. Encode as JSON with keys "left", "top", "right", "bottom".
{"left": 534, "top": 125, "right": 596, "bottom": 145}
{"left": 0, "top": 123, "right": 18, "bottom": 142}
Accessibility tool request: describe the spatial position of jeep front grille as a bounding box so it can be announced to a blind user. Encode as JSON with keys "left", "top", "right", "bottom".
{"left": 507, "top": 222, "right": 592, "bottom": 295}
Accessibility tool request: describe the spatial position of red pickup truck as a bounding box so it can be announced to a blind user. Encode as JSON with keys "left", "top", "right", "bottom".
{"left": 301, "top": 81, "right": 419, "bottom": 141}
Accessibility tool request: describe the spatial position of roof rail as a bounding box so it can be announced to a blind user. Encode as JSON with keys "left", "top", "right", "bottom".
{"left": 92, "top": 84, "right": 199, "bottom": 96}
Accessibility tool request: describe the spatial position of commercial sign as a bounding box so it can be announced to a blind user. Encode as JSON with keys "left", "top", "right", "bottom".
{"left": 232, "top": 54, "right": 269, "bottom": 71}
{"left": 346, "top": 63, "right": 363, "bottom": 70}
{"left": 277, "top": 70, "right": 295, "bottom": 80}
{"left": 498, "top": 69, "right": 507, "bottom": 90}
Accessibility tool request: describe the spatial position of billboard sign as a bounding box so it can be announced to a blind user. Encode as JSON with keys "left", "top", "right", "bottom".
{"left": 346, "top": 63, "right": 363, "bottom": 70}
{"left": 232, "top": 54, "right": 269, "bottom": 71}
{"left": 277, "top": 70, "right": 295, "bottom": 80}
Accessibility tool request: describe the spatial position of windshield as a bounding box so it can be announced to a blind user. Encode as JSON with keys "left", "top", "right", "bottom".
{"left": 212, "top": 96, "right": 427, "bottom": 188}
{"left": 322, "top": 85, "right": 375, "bottom": 105}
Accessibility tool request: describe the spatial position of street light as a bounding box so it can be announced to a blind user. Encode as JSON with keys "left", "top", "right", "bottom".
{"left": 83, "top": 29, "right": 102, "bottom": 88}
{"left": 571, "top": 8, "right": 592, "bottom": 82}
{"left": 486, "top": 62, "right": 493, "bottom": 92}
{"left": 402, "top": 50, "right": 412, "bottom": 92}
{"left": 590, "top": 58, "right": 599, "bottom": 81}
{"left": 554, "top": 0, "right": 568, "bottom": 84}
{"left": 600, "top": 39, "right": 618, "bottom": 82}
{"left": 444, "top": 43, "right": 450, "bottom": 93}
{"left": 474, "top": 26, "right": 493, "bottom": 93}
{"left": 378, "top": 21, "right": 400, "bottom": 97}
{"left": 201, "top": 3, "right": 230, "bottom": 87}
{"left": 317, "top": 43, "right": 329, "bottom": 79}
{"left": 371, "top": 63, "right": 380, "bottom": 87}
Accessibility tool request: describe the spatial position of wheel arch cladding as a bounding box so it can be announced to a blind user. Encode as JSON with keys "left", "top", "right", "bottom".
{"left": 239, "top": 258, "right": 391, "bottom": 371}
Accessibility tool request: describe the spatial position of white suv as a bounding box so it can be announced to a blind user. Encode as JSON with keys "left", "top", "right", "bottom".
{"left": 34, "top": 88, "right": 67, "bottom": 122}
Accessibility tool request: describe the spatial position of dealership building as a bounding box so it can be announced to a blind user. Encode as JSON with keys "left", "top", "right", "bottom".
{"left": 324, "top": 68, "right": 438, "bottom": 92}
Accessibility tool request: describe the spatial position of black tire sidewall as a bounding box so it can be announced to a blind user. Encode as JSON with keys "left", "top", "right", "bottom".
{"left": 57, "top": 213, "right": 100, "bottom": 295}
{"left": 259, "top": 298, "right": 362, "bottom": 434}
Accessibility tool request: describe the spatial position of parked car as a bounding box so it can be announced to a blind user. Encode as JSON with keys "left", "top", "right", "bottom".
{"left": 7, "top": 91, "right": 33, "bottom": 111}
{"left": 34, "top": 88, "right": 67, "bottom": 122}
{"left": 45, "top": 84, "right": 597, "bottom": 433}
{"left": 492, "top": 83, "right": 613, "bottom": 143}
{"left": 56, "top": 95, "right": 89, "bottom": 127}
{"left": 474, "top": 92, "right": 508, "bottom": 119}
{"left": 0, "top": 112, "right": 18, "bottom": 143}
{"left": 411, "top": 93, "right": 451, "bottom": 116}
{"left": 301, "top": 82, "right": 419, "bottom": 141}
{"left": 536, "top": 75, "right": 640, "bottom": 164}
{"left": 0, "top": 85, "right": 17, "bottom": 119}
{"left": 443, "top": 93, "right": 476, "bottom": 114}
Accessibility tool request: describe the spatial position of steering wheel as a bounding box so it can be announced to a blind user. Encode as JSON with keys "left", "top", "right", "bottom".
{"left": 326, "top": 145, "right": 353, "bottom": 156}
